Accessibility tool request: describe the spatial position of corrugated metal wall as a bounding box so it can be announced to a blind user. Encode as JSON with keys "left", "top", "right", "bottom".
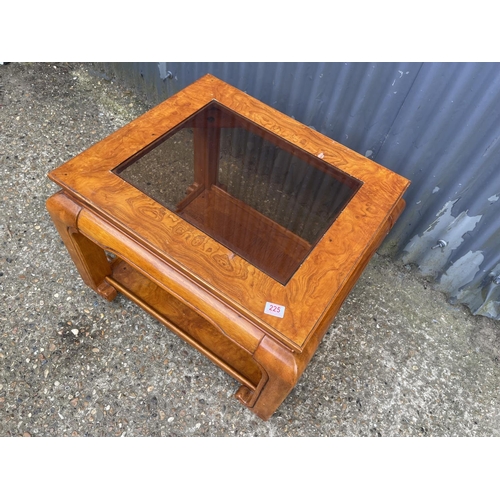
{"left": 97, "top": 62, "right": 500, "bottom": 320}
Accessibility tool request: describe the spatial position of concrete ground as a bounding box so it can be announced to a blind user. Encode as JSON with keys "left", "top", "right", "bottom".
{"left": 1, "top": 62, "right": 499, "bottom": 437}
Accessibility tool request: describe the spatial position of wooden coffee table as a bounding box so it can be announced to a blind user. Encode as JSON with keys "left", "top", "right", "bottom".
{"left": 46, "top": 74, "right": 410, "bottom": 420}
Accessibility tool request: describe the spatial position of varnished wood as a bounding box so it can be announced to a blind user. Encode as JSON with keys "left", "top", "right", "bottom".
{"left": 193, "top": 107, "right": 221, "bottom": 190}
{"left": 107, "top": 259, "right": 262, "bottom": 389}
{"left": 76, "top": 203, "right": 265, "bottom": 354}
{"left": 175, "top": 182, "right": 204, "bottom": 212}
{"left": 47, "top": 75, "right": 410, "bottom": 420}
{"left": 46, "top": 192, "right": 117, "bottom": 301}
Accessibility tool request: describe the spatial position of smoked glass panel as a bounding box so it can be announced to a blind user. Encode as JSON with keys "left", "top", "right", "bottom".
{"left": 114, "top": 102, "right": 362, "bottom": 284}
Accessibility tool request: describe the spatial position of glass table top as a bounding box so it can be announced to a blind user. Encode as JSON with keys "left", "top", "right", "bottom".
{"left": 114, "top": 102, "right": 361, "bottom": 284}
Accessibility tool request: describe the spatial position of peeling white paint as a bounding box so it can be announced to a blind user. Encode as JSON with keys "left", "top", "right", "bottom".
{"left": 403, "top": 198, "right": 498, "bottom": 317}
{"left": 365, "top": 150, "right": 373, "bottom": 158}
{"left": 473, "top": 299, "right": 500, "bottom": 318}
{"left": 487, "top": 194, "right": 499, "bottom": 203}
{"left": 457, "top": 262, "right": 500, "bottom": 319}
{"left": 432, "top": 186, "right": 440, "bottom": 194}
{"left": 436, "top": 251, "right": 484, "bottom": 296}
{"left": 398, "top": 70, "right": 403, "bottom": 78}
{"left": 158, "top": 62, "right": 168, "bottom": 80}
{"left": 402, "top": 199, "right": 482, "bottom": 277}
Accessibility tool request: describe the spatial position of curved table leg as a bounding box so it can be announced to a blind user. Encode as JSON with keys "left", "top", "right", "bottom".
{"left": 236, "top": 336, "right": 299, "bottom": 421}
{"left": 46, "top": 191, "right": 117, "bottom": 301}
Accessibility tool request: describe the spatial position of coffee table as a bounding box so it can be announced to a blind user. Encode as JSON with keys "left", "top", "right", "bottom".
{"left": 46, "top": 74, "right": 410, "bottom": 420}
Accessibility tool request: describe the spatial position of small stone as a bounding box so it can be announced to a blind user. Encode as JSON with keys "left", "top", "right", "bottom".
{"left": 70, "top": 398, "right": 79, "bottom": 407}
{"left": 167, "top": 417, "right": 174, "bottom": 423}
{"left": 159, "top": 411, "right": 165, "bottom": 421}
{"left": 23, "top": 432, "right": 32, "bottom": 437}
{"left": 54, "top": 381, "right": 60, "bottom": 386}
{"left": 147, "top": 386, "right": 154, "bottom": 392}
{"left": 92, "top": 348, "right": 100, "bottom": 353}
{"left": 71, "top": 329, "right": 79, "bottom": 336}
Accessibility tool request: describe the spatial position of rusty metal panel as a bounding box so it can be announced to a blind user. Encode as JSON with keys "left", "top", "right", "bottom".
{"left": 98, "top": 62, "right": 500, "bottom": 319}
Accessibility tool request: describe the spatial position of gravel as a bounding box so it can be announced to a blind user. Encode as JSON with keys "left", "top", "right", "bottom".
{"left": 1, "top": 62, "right": 499, "bottom": 437}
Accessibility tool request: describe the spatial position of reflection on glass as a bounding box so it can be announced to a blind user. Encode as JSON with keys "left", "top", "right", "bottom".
{"left": 114, "top": 102, "right": 362, "bottom": 284}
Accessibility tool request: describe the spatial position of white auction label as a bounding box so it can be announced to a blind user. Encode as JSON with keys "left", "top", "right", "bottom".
{"left": 264, "top": 301, "right": 285, "bottom": 318}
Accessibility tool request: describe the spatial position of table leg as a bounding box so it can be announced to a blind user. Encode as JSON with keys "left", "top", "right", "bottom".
{"left": 236, "top": 336, "right": 299, "bottom": 420}
{"left": 46, "top": 191, "right": 117, "bottom": 301}
{"left": 193, "top": 108, "right": 221, "bottom": 189}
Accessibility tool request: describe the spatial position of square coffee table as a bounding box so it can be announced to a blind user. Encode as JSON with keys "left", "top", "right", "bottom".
{"left": 46, "top": 74, "right": 410, "bottom": 420}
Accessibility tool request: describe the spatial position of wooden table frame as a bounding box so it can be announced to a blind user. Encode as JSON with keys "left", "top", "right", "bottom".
{"left": 46, "top": 74, "right": 410, "bottom": 420}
